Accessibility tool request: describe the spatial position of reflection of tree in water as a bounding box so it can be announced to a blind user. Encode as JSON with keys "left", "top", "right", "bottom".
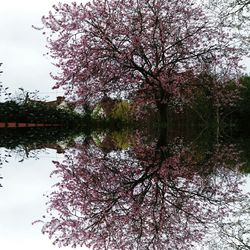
{"left": 39, "top": 130, "right": 249, "bottom": 250}
{"left": 0, "top": 169, "right": 2, "bottom": 187}
{"left": 0, "top": 146, "right": 47, "bottom": 188}
{"left": 0, "top": 127, "right": 84, "bottom": 188}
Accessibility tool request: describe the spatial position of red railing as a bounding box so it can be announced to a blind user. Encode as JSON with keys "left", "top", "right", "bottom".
{"left": 0, "top": 122, "right": 62, "bottom": 128}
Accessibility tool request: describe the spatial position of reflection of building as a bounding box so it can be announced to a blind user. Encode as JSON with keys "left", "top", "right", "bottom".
{"left": 92, "top": 134, "right": 118, "bottom": 153}
{"left": 43, "top": 143, "right": 66, "bottom": 154}
{"left": 27, "top": 141, "right": 76, "bottom": 154}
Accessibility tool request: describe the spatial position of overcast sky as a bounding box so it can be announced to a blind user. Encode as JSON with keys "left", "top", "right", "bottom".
{"left": 0, "top": 0, "right": 86, "bottom": 101}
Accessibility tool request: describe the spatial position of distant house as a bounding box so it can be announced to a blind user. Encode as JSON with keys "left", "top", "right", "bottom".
{"left": 92, "top": 96, "right": 119, "bottom": 118}
{"left": 99, "top": 96, "right": 119, "bottom": 115}
{"left": 44, "top": 96, "right": 66, "bottom": 107}
{"left": 28, "top": 96, "right": 75, "bottom": 110}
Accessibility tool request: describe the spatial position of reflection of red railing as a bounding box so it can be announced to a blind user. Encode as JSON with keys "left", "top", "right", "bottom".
{"left": 0, "top": 122, "right": 62, "bottom": 128}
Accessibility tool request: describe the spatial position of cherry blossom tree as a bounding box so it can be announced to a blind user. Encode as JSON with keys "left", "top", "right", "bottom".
{"left": 40, "top": 0, "right": 245, "bottom": 121}
{"left": 38, "top": 131, "right": 248, "bottom": 249}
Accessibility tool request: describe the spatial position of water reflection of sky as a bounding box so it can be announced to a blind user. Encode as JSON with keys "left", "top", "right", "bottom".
{"left": 1, "top": 145, "right": 250, "bottom": 250}
{"left": 0, "top": 149, "right": 86, "bottom": 250}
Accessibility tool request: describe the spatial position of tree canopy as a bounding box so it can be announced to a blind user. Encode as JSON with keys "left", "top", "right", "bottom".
{"left": 41, "top": 0, "right": 246, "bottom": 117}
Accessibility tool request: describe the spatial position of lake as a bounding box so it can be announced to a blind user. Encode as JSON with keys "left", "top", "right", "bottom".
{"left": 0, "top": 126, "right": 249, "bottom": 250}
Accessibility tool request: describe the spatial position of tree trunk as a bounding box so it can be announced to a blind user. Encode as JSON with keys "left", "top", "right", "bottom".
{"left": 156, "top": 102, "right": 168, "bottom": 125}
{"left": 157, "top": 125, "right": 168, "bottom": 148}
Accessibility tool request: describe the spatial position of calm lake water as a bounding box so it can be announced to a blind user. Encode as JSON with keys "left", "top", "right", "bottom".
{"left": 0, "top": 127, "right": 250, "bottom": 250}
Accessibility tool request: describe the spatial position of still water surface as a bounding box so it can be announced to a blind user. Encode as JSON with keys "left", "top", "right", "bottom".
{"left": 0, "top": 127, "right": 249, "bottom": 250}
